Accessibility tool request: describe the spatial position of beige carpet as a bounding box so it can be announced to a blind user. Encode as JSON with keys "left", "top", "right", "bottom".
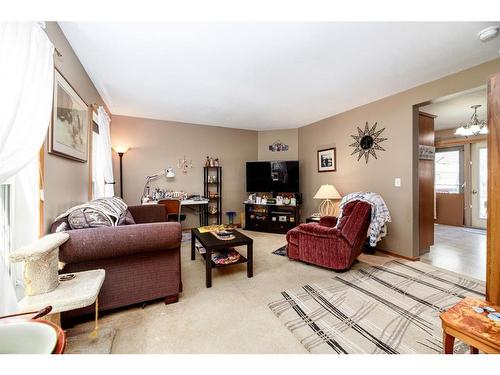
{"left": 68, "top": 230, "right": 399, "bottom": 353}
{"left": 65, "top": 327, "right": 116, "bottom": 354}
{"left": 269, "top": 260, "right": 485, "bottom": 354}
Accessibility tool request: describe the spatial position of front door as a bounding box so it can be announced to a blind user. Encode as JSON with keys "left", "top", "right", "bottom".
{"left": 471, "top": 141, "right": 487, "bottom": 229}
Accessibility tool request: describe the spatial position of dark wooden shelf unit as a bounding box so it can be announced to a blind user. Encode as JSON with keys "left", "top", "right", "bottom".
{"left": 244, "top": 202, "right": 300, "bottom": 234}
{"left": 204, "top": 166, "right": 222, "bottom": 224}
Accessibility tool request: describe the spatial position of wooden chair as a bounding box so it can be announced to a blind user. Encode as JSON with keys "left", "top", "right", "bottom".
{"left": 158, "top": 199, "right": 186, "bottom": 223}
{"left": 440, "top": 297, "right": 500, "bottom": 354}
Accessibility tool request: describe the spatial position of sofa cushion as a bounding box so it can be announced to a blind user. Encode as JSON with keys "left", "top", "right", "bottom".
{"left": 68, "top": 208, "right": 113, "bottom": 229}
{"left": 117, "top": 209, "right": 136, "bottom": 225}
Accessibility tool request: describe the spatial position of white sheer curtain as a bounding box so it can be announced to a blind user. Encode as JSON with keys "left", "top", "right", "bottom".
{"left": 0, "top": 22, "right": 54, "bottom": 184}
{"left": 93, "top": 106, "right": 114, "bottom": 198}
{"left": 0, "top": 22, "right": 54, "bottom": 315}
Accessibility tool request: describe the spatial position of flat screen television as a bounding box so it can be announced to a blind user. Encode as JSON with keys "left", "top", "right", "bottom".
{"left": 246, "top": 161, "right": 299, "bottom": 193}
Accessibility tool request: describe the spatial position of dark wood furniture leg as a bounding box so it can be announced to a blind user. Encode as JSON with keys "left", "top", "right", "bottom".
{"left": 206, "top": 247, "right": 212, "bottom": 288}
{"left": 470, "top": 346, "right": 479, "bottom": 354}
{"left": 191, "top": 230, "right": 196, "bottom": 260}
{"left": 247, "top": 241, "right": 253, "bottom": 278}
{"left": 165, "top": 294, "right": 179, "bottom": 304}
{"left": 199, "top": 208, "right": 202, "bottom": 227}
{"left": 443, "top": 332, "right": 455, "bottom": 354}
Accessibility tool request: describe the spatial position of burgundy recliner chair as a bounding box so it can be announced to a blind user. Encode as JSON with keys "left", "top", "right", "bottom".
{"left": 286, "top": 200, "right": 371, "bottom": 271}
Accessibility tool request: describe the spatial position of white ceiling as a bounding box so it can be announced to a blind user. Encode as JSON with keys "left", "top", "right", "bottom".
{"left": 421, "top": 87, "right": 487, "bottom": 130}
{"left": 59, "top": 22, "right": 500, "bottom": 130}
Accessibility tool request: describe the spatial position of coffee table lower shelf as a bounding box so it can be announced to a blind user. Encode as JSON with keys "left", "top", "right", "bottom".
{"left": 199, "top": 251, "right": 248, "bottom": 268}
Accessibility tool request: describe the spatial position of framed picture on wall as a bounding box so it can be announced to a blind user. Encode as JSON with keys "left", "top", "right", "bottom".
{"left": 48, "top": 69, "right": 89, "bottom": 162}
{"left": 317, "top": 147, "right": 336, "bottom": 172}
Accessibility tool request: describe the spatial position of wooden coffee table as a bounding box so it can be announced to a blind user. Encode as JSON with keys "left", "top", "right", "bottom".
{"left": 191, "top": 228, "right": 253, "bottom": 288}
{"left": 440, "top": 297, "right": 500, "bottom": 354}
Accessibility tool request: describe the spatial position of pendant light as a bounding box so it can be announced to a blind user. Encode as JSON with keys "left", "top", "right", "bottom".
{"left": 455, "top": 105, "right": 487, "bottom": 137}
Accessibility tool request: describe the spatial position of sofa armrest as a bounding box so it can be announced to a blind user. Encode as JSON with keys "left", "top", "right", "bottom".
{"left": 128, "top": 205, "right": 167, "bottom": 223}
{"left": 59, "top": 222, "right": 181, "bottom": 264}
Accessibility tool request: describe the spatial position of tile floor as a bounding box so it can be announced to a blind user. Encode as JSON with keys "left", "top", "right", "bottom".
{"left": 420, "top": 224, "right": 486, "bottom": 281}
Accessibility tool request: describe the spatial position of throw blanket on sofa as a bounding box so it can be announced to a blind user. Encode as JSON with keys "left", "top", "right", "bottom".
{"left": 337, "top": 192, "right": 391, "bottom": 247}
{"left": 55, "top": 197, "right": 128, "bottom": 228}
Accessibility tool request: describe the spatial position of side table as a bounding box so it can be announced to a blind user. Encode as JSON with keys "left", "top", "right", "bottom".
{"left": 440, "top": 297, "right": 500, "bottom": 354}
{"left": 18, "top": 269, "right": 105, "bottom": 315}
{"left": 18, "top": 269, "right": 106, "bottom": 353}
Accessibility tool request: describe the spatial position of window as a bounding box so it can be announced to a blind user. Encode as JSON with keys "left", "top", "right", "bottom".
{"left": 435, "top": 148, "right": 463, "bottom": 193}
{"left": 0, "top": 158, "right": 40, "bottom": 296}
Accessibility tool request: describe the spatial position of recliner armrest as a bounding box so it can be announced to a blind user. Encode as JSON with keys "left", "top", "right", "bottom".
{"left": 59, "top": 222, "right": 181, "bottom": 264}
{"left": 319, "top": 216, "right": 338, "bottom": 227}
{"left": 298, "top": 222, "right": 342, "bottom": 237}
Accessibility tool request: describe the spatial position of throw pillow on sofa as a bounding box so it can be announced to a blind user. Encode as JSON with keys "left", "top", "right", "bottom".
{"left": 68, "top": 208, "right": 113, "bottom": 229}
{"left": 54, "top": 196, "right": 128, "bottom": 230}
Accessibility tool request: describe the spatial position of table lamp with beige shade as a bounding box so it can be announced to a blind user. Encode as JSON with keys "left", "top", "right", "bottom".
{"left": 314, "top": 184, "right": 342, "bottom": 217}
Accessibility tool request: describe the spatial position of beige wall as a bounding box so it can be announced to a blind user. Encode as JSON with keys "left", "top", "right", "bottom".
{"left": 42, "top": 22, "right": 107, "bottom": 233}
{"left": 258, "top": 129, "right": 298, "bottom": 161}
{"left": 110, "top": 116, "right": 258, "bottom": 228}
{"left": 299, "top": 57, "right": 500, "bottom": 258}
{"left": 39, "top": 25, "right": 500, "bottom": 255}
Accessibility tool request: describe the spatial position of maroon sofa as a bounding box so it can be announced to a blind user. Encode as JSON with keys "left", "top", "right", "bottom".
{"left": 286, "top": 200, "right": 371, "bottom": 271}
{"left": 52, "top": 205, "right": 182, "bottom": 322}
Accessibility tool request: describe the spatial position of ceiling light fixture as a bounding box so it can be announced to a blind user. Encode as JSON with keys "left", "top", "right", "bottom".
{"left": 455, "top": 105, "right": 488, "bottom": 137}
{"left": 478, "top": 26, "right": 499, "bottom": 42}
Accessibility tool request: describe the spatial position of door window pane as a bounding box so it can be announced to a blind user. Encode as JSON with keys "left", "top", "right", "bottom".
{"left": 479, "top": 147, "right": 487, "bottom": 219}
{"left": 435, "top": 150, "right": 460, "bottom": 193}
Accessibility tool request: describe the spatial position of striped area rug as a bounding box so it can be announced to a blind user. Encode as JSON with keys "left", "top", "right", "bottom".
{"left": 268, "top": 260, "right": 485, "bottom": 354}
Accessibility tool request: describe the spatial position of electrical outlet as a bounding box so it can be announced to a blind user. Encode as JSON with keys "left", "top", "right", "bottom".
{"left": 394, "top": 178, "right": 401, "bottom": 187}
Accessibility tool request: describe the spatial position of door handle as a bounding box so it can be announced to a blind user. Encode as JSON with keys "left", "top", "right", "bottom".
{"left": 472, "top": 190, "right": 478, "bottom": 194}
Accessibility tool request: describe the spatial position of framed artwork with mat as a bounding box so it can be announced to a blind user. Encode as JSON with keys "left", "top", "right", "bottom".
{"left": 49, "top": 69, "right": 89, "bottom": 162}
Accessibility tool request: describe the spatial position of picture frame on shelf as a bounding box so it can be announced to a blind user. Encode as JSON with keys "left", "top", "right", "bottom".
{"left": 317, "top": 147, "right": 336, "bottom": 172}
{"left": 48, "top": 69, "right": 89, "bottom": 162}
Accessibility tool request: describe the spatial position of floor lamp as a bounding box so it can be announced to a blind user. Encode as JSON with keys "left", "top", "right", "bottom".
{"left": 112, "top": 146, "right": 130, "bottom": 198}
{"left": 313, "top": 184, "right": 342, "bottom": 217}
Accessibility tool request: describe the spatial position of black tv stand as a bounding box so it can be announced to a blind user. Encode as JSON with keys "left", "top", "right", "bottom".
{"left": 244, "top": 202, "right": 300, "bottom": 234}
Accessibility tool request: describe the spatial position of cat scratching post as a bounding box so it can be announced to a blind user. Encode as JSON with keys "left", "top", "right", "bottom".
{"left": 9, "top": 233, "right": 109, "bottom": 352}
{"left": 10, "top": 233, "right": 70, "bottom": 296}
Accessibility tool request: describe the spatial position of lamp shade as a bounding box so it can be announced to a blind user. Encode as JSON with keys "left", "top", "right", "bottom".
{"left": 112, "top": 145, "right": 130, "bottom": 154}
{"left": 166, "top": 168, "right": 176, "bottom": 178}
{"left": 313, "top": 184, "right": 341, "bottom": 200}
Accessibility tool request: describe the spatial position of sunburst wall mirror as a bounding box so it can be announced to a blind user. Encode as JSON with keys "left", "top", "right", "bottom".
{"left": 349, "top": 122, "right": 387, "bottom": 163}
